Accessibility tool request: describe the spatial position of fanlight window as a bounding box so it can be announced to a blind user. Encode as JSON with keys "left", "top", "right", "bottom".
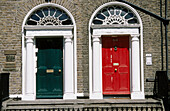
{"left": 92, "top": 5, "right": 138, "bottom": 25}
{"left": 26, "top": 7, "right": 73, "bottom": 25}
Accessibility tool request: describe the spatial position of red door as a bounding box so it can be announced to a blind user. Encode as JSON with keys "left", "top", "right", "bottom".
{"left": 102, "top": 36, "right": 130, "bottom": 95}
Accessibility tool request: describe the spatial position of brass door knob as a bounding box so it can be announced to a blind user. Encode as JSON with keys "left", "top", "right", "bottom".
{"left": 115, "top": 69, "right": 117, "bottom": 72}
{"left": 59, "top": 69, "right": 61, "bottom": 72}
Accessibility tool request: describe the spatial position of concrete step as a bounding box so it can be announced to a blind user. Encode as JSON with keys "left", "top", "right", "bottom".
{"left": 2, "top": 99, "right": 164, "bottom": 111}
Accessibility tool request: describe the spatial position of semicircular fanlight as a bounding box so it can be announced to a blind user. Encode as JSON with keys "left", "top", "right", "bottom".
{"left": 92, "top": 5, "right": 139, "bottom": 25}
{"left": 26, "top": 7, "right": 73, "bottom": 26}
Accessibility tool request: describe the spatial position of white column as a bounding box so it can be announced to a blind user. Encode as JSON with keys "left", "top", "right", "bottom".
{"left": 90, "top": 35, "right": 103, "bottom": 99}
{"left": 131, "top": 34, "right": 144, "bottom": 99}
{"left": 63, "top": 35, "right": 76, "bottom": 99}
{"left": 22, "top": 36, "right": 35, "bottom": 100}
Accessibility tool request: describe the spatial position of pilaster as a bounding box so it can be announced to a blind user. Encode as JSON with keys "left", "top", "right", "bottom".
{"left": 63, "top": 35, "right": 76, "bottom": 99}
{"left": 22, "top": 36, "right": 35, "bottom": 100}
{"left": 90, "top": 35, "right": 103, "bottom": 99}
{"left": 131, "top": 34, "right": 144, "bottom": 99}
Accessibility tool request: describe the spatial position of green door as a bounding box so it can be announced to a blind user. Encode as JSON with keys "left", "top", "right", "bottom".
{"left": 36, "top": 38, "right": 63, "bottom": 98}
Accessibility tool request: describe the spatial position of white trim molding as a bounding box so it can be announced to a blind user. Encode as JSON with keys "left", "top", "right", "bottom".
{"left": 131, "top": 34, "right": 144, "bottom": 99}
{"left": 90, "top": 35, "right": 103, "bottom": 99}
{"left": 23, "top": 36, "right": 35, "bottom": 100}
{"left": 22, "top": 3, "right": 77, "bottom": 100}
{"left": 89, "top": 2, "right": 144, "bottom": 100}
{"left": 63, "top": 35, "right": 76, "bottom": 99}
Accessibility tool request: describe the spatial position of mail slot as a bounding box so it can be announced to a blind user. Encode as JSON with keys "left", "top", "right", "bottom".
{"left": 113, "top": 63, "right": 119, "bottom": 66}
{"left": 46, "top": 69, "right": 54, "bottom": 73}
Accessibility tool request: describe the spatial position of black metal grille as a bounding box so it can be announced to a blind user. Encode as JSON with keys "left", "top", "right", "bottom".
{"left": 0, "top": 73, "right": 10, "bottom": 110}
{"left": 153, "top": 71, "right": 168, "bottom": 99}
{"left": 153, "top": 71, "right": 169, "bottom": 110}
{"left": 5, "top": 107, "right": 163, "bottom": 111}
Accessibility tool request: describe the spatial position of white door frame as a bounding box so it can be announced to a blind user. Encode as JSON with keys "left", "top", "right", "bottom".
{"left": 21, "top": 3, "right": 77, "bottom": 100}
{"left": 89, "top": 2, "right": 145, "bottom": 99}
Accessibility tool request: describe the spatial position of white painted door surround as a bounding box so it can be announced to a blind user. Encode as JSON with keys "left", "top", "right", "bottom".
{"left": 22, "top": 3, "right": 77, "bottom": 100}
{"left": 89, "top": 2, "right": 145, "bottom": 99}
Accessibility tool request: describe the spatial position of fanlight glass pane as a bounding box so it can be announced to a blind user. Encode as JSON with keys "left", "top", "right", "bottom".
{"left": 62, "top": 19, "right": 72, "bottom": 25}
{"left": 50, "top": 8, "right": 55, "bottom": 16}
{"left": 116, "top": 10, "right": 120, "bottom": 15}
{"left": 36, "top": 10, "right": 44, "bottom": 18}
{"left": 102, "top": 9, "right": 109, "bottom": 17}
{"left": 43, "top": 8, "right": 48, "bottom": 16}
{"left": 120, "top": 9, "right": 128, "bottom": 16}
{"left": 59, "top": 13, "right": 68, "bottom": 20}
{"left": 93, "top": 20, "right": 103, "bottom": 24}
{"left": 108, "top": 7, "right": 114, "bottom": 15}
{"left": 31, "top": 14, "right": 40, "bottom": 21}
{"left": 96, "top": 14, "right": 105, "bottom": 20}
{"left": 125, "top": 13, "right": 134, "bottom": 19}
{"left": 92, "top": 5, "right": 138, "bottom": 25}
{"left": 128, "top": 18, "right": 137, "bottom": 24}
{"left": 55, "top": 10, "right": 62, "bottom": 17}
{"left": 27, "top": 20, "right": 37, "bottom": 25}
{"left": 26, "top": 7, "right": 72, "bottom": 25}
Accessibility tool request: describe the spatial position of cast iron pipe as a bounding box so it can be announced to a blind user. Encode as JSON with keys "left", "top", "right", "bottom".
{"left": 165, "top": 0, "right": 168, "bottom": 79}
{"left": 160, "top": 0, "right": 164, "bottom": 71}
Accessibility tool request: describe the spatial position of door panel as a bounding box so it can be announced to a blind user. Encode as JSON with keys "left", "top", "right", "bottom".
{"left": 102, "top": 36, "right": 130, "bottom": 95}
{"left": 36, "top": 38, "right": 63, "bottom": 98}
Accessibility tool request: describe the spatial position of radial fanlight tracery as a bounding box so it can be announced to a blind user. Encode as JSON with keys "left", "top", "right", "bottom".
{"left": 26, "top": 7, "right": 73, "bottom": 26}
{"left": 92, "top": 5, "right": 138, "bottom": 25}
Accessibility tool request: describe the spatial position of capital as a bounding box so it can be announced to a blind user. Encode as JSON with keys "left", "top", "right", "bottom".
{"left": 64, "top": 35, "right": 73, "bottom": 39}
{"left": 92, "top": 35, "right": 101, "bottom": 43}
{"left": 92, "top": 35, "right": 101, "bottom": 38}
{"left": 64, "top": 35, "right": 73, "bottom": 43}
{"left": 131, "top": 34, "right": 140, "bottom": 38}
{"left": 25, "top": 36, "right": 34, "bottom": 43}
{"left": 131, "top": 34, "right": 140, "bottom": 42}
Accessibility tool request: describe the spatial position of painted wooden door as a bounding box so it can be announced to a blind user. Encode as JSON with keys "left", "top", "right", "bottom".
{"left": 102, "top": 36, "right": 130, "bottom": 95}
{"left": 36, "top": 38, "right": 63, "bottom": 98}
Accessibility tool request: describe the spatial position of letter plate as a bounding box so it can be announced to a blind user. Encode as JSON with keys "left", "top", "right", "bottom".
{"left": 113, "top": 63, "right": 119, "bottom": 66}
{"left": 46, "top": 69, "right": 54, "bottom": 73}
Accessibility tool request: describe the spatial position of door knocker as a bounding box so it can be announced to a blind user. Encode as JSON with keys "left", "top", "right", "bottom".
{"left": 114, "top": 46, "right": 117, "bottom": 51}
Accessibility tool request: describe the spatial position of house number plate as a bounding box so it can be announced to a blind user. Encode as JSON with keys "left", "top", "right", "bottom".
{"left": 46, "top": 69, "right": 54, "bottom": 73}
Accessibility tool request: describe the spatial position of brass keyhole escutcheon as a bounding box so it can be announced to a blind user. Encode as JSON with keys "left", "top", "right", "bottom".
{"left": 59, "top": 69, "right": 61, "bottom": 72}
{"left": 115, "top": 69, "right": 117, "bottom": 72}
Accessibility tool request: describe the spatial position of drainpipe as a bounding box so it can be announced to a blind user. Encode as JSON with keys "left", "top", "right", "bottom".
{"left": 164, "top": 1, "right": 169, "bottom": 110}
{"left": 160, "top": 0, "right": 163, "bottom": 71}
{"left": 164, "top": 0, "right": 168, "bottom": 79}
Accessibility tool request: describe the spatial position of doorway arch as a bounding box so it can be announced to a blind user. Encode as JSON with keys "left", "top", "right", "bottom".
{"left": 22, "top": 3, "right": 77, "bottom": 100}
{"left": 89, "top": 2, "right": 144, "bottom": 99}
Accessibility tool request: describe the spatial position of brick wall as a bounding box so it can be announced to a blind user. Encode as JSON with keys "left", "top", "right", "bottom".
{"left": 0, "top": 0, "right": 169, "bottom": 96}
{"left": 0, "top": 0, "right": 22, "bottom": 94}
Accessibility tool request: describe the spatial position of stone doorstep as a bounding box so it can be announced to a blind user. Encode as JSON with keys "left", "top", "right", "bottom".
{"left": 2, "top": 99, "right": 164, "bottom": 110}
{"left": 5, "top": 98, "right": 162, "bottom": 104}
